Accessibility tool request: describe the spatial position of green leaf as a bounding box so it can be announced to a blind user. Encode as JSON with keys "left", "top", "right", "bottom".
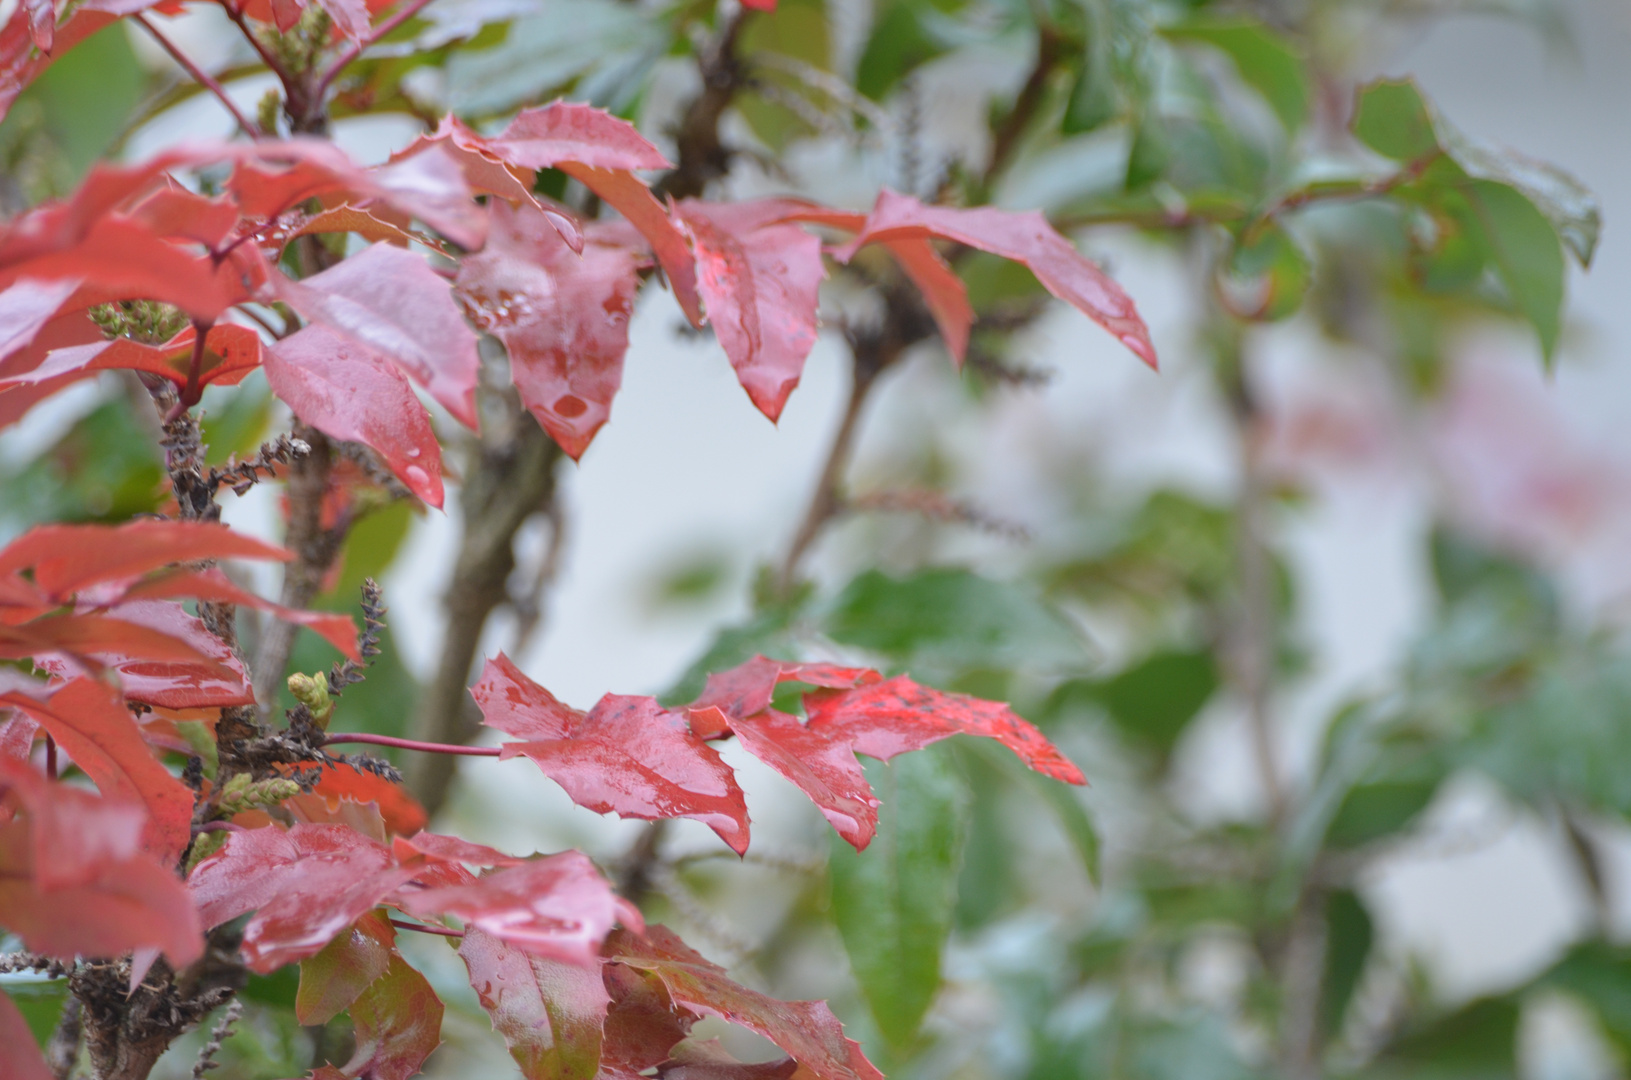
{"left": 1352, "top": 78, "right": 1439, "bottom": 162}
{"left": 2, "top": 981, "right": 66, "bottom": 1047}
{"left": 1377, "top": 996, "right": 1519, "bottom": 1077}
{"left": 824, "top": 567, "right": 1088, "bottom": 673}
{"left": 1224, "top": 220, "right": 1310, "bottom": 321}
{"left": 1324, "top": 777, "right": 1438, "bottom": 849}
{"left": 1543, "top": 943, "right": 1631, "bottom": 1055}
{"left": 1098, "top": 649, "right": 1218, "bottom": 757}
{"left": 1320, "top": 890, "right": 1372, "bottom": 1041}
{"left": 297, "top": 910, "right": 397, "bottom": 1025}
{"left": 1460, "top": 178, "right": 1565, "bottom": 361}
{"left": 1063, "top": 0, "right": 1117, "bottom": 135}
{"left": 1442, "top": 131, "right": 1600, "bottom": 267}
{"left": 9, "top": 22, "right": 147, "bottom": 182}
{"left": 855, "top": 0, "right": 958, "bottom": 101}
{"left": 829, "top": 749, "right": 970, "bottom": 1052}
{"left": 1163, "top": 16, "right": 1309, "bottom": 132}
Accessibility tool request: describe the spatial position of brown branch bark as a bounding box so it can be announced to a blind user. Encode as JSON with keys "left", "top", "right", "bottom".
{"left": 653, "top": 11, "right": 751, "bottom": 201}
{"left": 404, "top": 399, "right": 562, "bottom": 815}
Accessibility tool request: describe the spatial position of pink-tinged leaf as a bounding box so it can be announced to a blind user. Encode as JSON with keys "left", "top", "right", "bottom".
{"left": 0, "top": 518, "right": 292, "bottom": 600}
{"left": 387, "top": 116, "right": 583, "bottom": 252}
{"left": 0, "top": 987, "right": 54, "bottom": 1080}
{"left": 457, "top": 201, "right": 639, "bottom": 459}
{"left": 739, "top": 0, "right": 777, "bottom": 9}
{"left": 0, "top": 278, "right": 80, "bottom": 361}
{"left": 728, "top": 712, "right": 878, "bottom": 851}
{"left": 607, "top": 926, "right": 883, "bottom": 1080}
{"left": 2, "top": 678, "right": 194, "bottom": 864}
{"left": 460, "top": 927, "right": 610, "bottom": 1080}
{"left": 833, "top": 190, "right": 1157, "bottom": 369}
{"left": 880, "top": 239, "right": 971, "bottom": 364}
{"left": 275, "top": 243, "right": 480, "bottom": 429}
{"left": 396, "top": 851, "right": 637, "bottom": 964}
{"left": 486, "top": 101, "right": 672, "bottom": 172}
{"left": 804, "top": 675, "right": 1086, "bottom": 784}
{"left": 297, "top": 909, "right": 397, "bottom": 1025}
{"left": 369, "top": 145, "right": 489, "bottom": 251}
{"left": 475, "top": 658, "right": 750, "bottom": 852}
{"left": 310, "top": 953, "right": 444, "bottom": 1080}
{"left": 0, "top": 756, "right": 140, "bottom": 889}
{"left": 0, "top": 323, "right": 263, "bottom": 394}
{"left": 0, "top": 612, "right": 238, "bottom": 672}
{"left": 128, "top": 185, "right": 240, "bottom": 247}
{"left": 32, "top": 600, "right": 255, "bottom": 709}
{"left": 264, "top": 325, "right": 445, "bottom": 507}
{"left": 0, "top": 714, "right": 37, "bottom": 764}
{"left": 316, "top": 0, "right": 371, "bottom": 39}
{"left": 123, "top": 567, "right": 360, "bottom": 661}
{"left": 393, "top": 831, "right": 523, "bottom": 869}
{"left": 188, "top": 823, "right": 417, "bottom": 971}
{"left": 677, "top": 203, "right": 825, "bottom": 422}
{"left": 282, "top": 205, "right": 420, "bottom": 249}
{"left": 662, "top": 1041, "right": 806, "bottom": 1080}
{"left": 689, "top": 655, "right": 879, "bottom": 729}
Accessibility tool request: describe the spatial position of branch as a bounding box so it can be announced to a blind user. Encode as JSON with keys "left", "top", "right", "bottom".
{"left": 133, "top": 15, "right": 263, "bottom": 138}
{"left": 191, "top": 1000, "right": 242, "bottom": 1080}
{"left": 45, "top": 995, "right": 81, "bottom": 1080}
{"left": 388, "top": 918, "right": 464, "bottom": 938}
{"left": 404, "top": 405, "right": 563, "bottom": 813}
{"left": 214, "top": 0, "right": 298, "bottom": 94}
{"left": 981, "top": 26, "right": 1065, "bottom": 195}
{"left": 653, "top": 10, "right": 753, "bottom": 201}
{"left": 311, "top": 0, "right": 439, "bottom": 108}
{"left": 322, "top": 731, "right": 502, "bottom": 756}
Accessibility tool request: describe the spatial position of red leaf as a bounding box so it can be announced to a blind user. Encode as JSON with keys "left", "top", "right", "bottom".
{"left": 484, "top": 102, "right": 672, "bottom": 172}
{"left": 0, "top": 8, "right": 119, "bottom": 126}
{"left": 129, "top": 185, "right": 240, "bottom": 247}
{"left": 315, "top": 0, "right": 371, "bottom": 39}
{"left": 297, "top": 909, "right": 398, "bottom": 1025}
{"left": 0, "top": 278, "right": 82, "bottom": 360}
{"left": 123, "top": 567, "right": 360, "bottom": 661}
{"left": 560, "top": 164, "right": 702, "bottom": 327}
{"left": 307, "top": 763, "right": 429, "bottom": 837}
{"left": 725, "top": 711, "right": 878, "bottom": 851}
{"left": 457, "top": 200, "right": 639, "bottom": 459}
{"left": 32, "top": 600, "right": 255, "bottom": 709}
{"left": 676, "top": 202, "right": 825, "bottom": 422}
{"left": 188, "top": 823, "right": 419, "bottom": 972}
{"left": 0, "top": 760, "right": 202, "bottom": 966}
{"left": 832, "top": 190, "right": 1157, "bottom": 368}
{"left": 662, "top": 1041, "right": 806, "bottom": 1080}
{"left": 2, "top": 678, "right": 195, "bottom": 865}
{"left": 601, "top": 963, "right": 696, "bottom": 1078}
{"left": 264, "top": 325, "right": 445, "bottom": 507}
{"left": 388, "top": 116, "right": 583, "bottom": 251}
{"left": 0, "top": 612, "right": 238, "bottom": 672}
{"left": 0, "top": 323, "right": 263, "bottom": 395}
{"left": 0, "top": 518, "right": 292, "bottom": 601}
{"left": 0, "top": 988, "right": 53, "bottom": 1080}
{"left": 689, "top": 655, "right": 879, "bottom": 728}
{"left": 474, "top": 655, "right": 750, "bottom": 853}
{"left": 310, "top": 952, "right": 444, "bottom": 1080}
{"left": 878, "top": 238, "right": 972, "bottom": 364}
{"left": 460, "top": 926, "right": 610, "bottom": 1080}
{"left": 396, "top": 851, "right": 638, "bottom": 963}
{"left": 393, "top": 831, "right": 521, "bottom": 868}
{"left": 804, "top": 675, "right": 1086, "bottom": 784}
{"left": 274, "top": 243, "right": 480, "bottom": 429}
{"left": 607, "top": 926, "right": 883, "bottom": 1080}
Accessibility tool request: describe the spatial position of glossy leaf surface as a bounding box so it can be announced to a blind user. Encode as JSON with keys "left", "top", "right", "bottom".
{"left": 461, "top": 927, "right": 610, "bottom": 1080}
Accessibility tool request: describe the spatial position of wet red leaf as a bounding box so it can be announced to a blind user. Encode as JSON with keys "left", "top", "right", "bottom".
{"left": 307, "top": 764, "right": 429, "bottom": 837}
{"left": 474, "top": 655, "right": 750, "bottom": 853}
{"left": 122, "top": 567, "right": 360, "bottom": 661}
{"left": 0, "top": 518, "right": 291, "bottom": 602}
{"left": 460, "top": 927, "right": 610, "bottom": 1080}
{"left": 724, "top": 711, "right": 878, "bottom": 851}
{"left": 677, "top": 203, "right": 825, "bottom": 422}
{"left": 0, "top": 322, "right": 263, "bottom": 397}
{"left": 804, "top": 675, "right": 1086, "bottom": 784}
{"left": 395, "top": 850, "right": 639, "bottom": 964}
{"left": 2, "top": 678, "right": 195, "bottom": 865}
{"left": 457, "top": 200, "right": 640, "bottom": 459}
{"left": 600, "top": 963, "right": 697, "bottom": 1079}
{"left": 264, "top": 324, "right": 445, "bottom": 507}
{"left": 607, "top": 926, "right": 882, "bottom": 1080}
{"left": 832, "top": 189, "right": 1157, "bottom": 368}
{"left": 275, "top": 242, "right": 480, "bottom": 430}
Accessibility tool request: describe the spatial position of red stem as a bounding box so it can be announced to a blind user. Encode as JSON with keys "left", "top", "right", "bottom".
{"left": 388, "top": 918, "right": 464, "bottom": 938}
{"left": 133, "top": 14, "right": 263, "bottom": 138}
{"left": 166, "top": 321, "right": 212, "bottom": 421}
{"left": 215, "top": 0, "right": 299, "bottom": 91}
{"left": 323, "top": 732, "right": 502, "bottom": 756}
{"left": 44, "top": 736, "right": 56, "bottom": 781}
{"left": 312, "top": 0, "right": 438, "bottom": 106}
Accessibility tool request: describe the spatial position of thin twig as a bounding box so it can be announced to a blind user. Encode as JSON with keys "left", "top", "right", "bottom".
{"left": 191, "top": 999, "right": 242, "bottom": 1080}
{"left": 323, "top": 731, "right": 503, "bottom": 756}
{"left": 214, "top": 0, "right": 299, "bottom": 93}
{"left": 388, "top": 918, "right": 464, "bottom": 938}
{"left": 133, "top": 15, "right": 263, "bottom": 138}
{"left": 312, "top": 0, "right": 439, "bottom": 106}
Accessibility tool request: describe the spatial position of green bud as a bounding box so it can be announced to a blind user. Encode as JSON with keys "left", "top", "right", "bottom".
{"left": 288, "top": 672, "right": 333, "bottom": 726}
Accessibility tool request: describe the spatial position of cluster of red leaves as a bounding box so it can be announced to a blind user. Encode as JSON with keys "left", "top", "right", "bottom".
{"left": 0, "top": 98, "right": 1153, "bottom": 493}
{"left": 476, "top": 652, "right": 1085, "bottom": 853}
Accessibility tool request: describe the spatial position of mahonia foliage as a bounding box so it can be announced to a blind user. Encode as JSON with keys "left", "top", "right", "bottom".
{"left": 0, "top": 0, "right": 1601, "bottom": 1073}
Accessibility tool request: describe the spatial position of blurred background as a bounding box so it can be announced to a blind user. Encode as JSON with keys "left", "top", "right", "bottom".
{"left": 2, "top": 0, "right": 1629, "bottom": 1075}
